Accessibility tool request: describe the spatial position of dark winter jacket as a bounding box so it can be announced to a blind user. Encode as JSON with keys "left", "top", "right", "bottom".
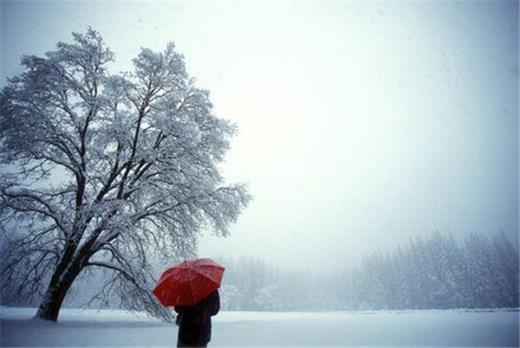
{"left": 174, "top": 290, "right": 220, "bottom": 347}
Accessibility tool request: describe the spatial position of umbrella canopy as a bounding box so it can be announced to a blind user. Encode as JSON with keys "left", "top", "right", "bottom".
{"left": 152, "top": 258, "right": 225, "bottom": 307}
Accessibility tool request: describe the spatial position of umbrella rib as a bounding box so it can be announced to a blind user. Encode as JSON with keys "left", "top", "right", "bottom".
{"left": 191, "top": 266, "right": 223, "bottom": 283}
{"left": 188, "top": 270, "right": 196, "bottom": 305}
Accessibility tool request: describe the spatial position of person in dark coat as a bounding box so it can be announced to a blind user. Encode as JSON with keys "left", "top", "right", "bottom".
{"left": 174, "top": 290, "right": 220, "bottom": 347}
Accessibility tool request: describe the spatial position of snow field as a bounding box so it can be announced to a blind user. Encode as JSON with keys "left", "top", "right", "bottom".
{"left": 1, "top": 307, "right": 518, "bottom": 346}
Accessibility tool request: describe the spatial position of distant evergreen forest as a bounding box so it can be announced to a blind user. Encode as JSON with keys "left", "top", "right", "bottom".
{"left": 216, "top": 231, "right": 519, "bottom": 311}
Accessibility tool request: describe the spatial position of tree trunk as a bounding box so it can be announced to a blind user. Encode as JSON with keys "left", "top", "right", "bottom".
{"left": 35, "top": 264, "right": 82, "bottom": 322}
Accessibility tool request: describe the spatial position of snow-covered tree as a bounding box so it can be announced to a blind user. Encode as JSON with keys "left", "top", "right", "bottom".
{"left": 491, "top": 232, "right": 519, "bottom": 307}
{"left": 341, "top": 231, "right": 518, "bottom": 310}
{"left": 254, "top": 285, "right": 282, "bottom": 310}
{"left": 219, "top": 284, "right": 241, "bottom": 310}
{"left": 0, "top": 28, "right": 250, "bottom": 322}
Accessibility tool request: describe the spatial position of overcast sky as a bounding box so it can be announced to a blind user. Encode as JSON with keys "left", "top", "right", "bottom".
{"left": 1, "top": 1, "right": 518, "bottom": 272}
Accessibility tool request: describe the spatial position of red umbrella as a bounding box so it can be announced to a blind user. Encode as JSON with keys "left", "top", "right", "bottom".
{"left": 152, "top": 258, "right": 225, "bottom": 307}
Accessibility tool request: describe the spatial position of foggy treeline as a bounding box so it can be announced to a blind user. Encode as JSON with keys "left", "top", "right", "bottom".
{"left": 216, "top": 231, "right": 519, "bottom": 311}
{"left": 2, "top": 231, "right": 518, "bottom": 312}
{"left": 340, "top": 231, "right": 518, "bottom": 310}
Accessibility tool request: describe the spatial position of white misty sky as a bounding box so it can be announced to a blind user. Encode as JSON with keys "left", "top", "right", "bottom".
{"left": 1, "top": 1, "right": 518, "bottom": 272}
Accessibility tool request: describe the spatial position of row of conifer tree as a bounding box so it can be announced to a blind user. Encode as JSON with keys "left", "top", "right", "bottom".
{"left": 217, "top": 231, "right": 519, "bottom": 311}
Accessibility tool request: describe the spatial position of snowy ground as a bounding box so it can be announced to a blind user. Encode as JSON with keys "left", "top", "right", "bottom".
{"left": 1, "top": 307, "right": 518, "bottom": 347}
